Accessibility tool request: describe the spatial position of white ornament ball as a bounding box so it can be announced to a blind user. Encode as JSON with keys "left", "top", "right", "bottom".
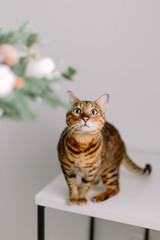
{"left": 25, "top": 57, "right": 56, "bottom": 78}
{"left": 0, "top": 64, "right": 16, "bottom": 97}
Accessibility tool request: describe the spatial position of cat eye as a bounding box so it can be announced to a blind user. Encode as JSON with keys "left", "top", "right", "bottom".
{"left": 91, "top": 109, "right": 98, "bottom": 115}
{"left": 73, "top": 108, "right": 81, "bottom": 114}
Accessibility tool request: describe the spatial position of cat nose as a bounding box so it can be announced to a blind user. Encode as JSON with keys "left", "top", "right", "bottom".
{"left": 82, "top": 114, "right": 89, "bottom": 122}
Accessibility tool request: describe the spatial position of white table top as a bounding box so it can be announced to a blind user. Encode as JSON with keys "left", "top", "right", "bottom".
{"left": 35, "top": 150, "right": 160, "bottom": 231}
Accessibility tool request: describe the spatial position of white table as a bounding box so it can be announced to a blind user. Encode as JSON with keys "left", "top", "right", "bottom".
{"left": 35, "top": 150, "right": 160, "bottom": 240}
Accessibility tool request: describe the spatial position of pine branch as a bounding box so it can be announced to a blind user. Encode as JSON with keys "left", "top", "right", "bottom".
{"left": 11, "top": 57, "right": 27, "bottom": 77}
{"left": 62, "top": 67, "right": 77, "bottom": 80}
{"left": 0, "top": 22, "right": 39, "bottom": 48}
{"left": 0, "top": 91, "right": 35, "bottom": 120}
{"left": 0, "top": 22, "right": 76, "bottom": 120}
{"left": 41, "top": 90, "right": 69, "bottom": 109}
{"left": 22, "top": 77, "right": 69, "bottom": 108}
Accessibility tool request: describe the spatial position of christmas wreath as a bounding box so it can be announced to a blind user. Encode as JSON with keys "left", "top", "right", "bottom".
{"left": 0, "top": 22, "right": 76, "bottom": 120}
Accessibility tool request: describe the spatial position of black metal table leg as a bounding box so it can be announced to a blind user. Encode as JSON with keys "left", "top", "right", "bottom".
{"left": 144, "top": 228, "right": 150, "bottom": 240}
{"left": 89, "top": 217, "right": 95, "bottom": 240}
{"left": 38, "top": 206, "right": 45, "bottom": 240}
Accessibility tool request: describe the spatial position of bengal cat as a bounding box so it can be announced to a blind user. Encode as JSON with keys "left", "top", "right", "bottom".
{"left": 57, "top": 90, "right": 152, "bottom": 205}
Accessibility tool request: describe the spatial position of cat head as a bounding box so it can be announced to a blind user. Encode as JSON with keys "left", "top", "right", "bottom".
{"left": 66, "top": 90, "right": 109, "bottom": 133}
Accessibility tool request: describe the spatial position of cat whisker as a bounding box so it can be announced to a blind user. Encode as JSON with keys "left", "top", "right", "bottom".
{"left": 89, "top": 129, "right": 101, "bottom": 134}
{"left": 68, "top": 125, "right": 78, "bottom": 139}
{"left": 62, "top": 124, "right": 77, "bottom": 137}
{"left": 103, "top": 126, "right": 110, "bottom": 134}
{"left": 100, "top": 128, "right": 105, "bottom": 134}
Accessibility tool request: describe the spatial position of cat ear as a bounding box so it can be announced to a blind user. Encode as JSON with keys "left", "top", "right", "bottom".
{"left": 95, "top": 94, "right": 109, "bottom": 112}
{"left": 65, "top": 90, "right": 80, "bottom": 104}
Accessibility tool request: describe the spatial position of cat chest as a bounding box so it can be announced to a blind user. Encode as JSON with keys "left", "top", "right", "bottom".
{"left": 67, "top": 140, "right": 102, "bottom": 158}
{"left": 68, "top": 153, "right": 101, "bottom": 176}
{"left": 66, "top": 141, "right": 102, "bottom": 174}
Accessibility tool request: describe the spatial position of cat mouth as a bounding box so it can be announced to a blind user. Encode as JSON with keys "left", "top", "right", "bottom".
{"left": 80, "top": 123, "right": 90, "bottom": 128}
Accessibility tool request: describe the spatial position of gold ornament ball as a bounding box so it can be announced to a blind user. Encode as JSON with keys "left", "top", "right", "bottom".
{"left": 15, "top": 77, "right": 24, "bottom": 89}
{"left": 0, "top": 44, "right": 19, "bottom": 66}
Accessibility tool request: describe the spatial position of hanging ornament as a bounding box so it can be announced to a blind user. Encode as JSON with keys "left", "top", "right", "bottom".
{"left": 0, "top": 64, "right": 16, "bottom": 97}
{"left": 25, "top": 57, "right": 56, "bottom": 78}
{"left": 14, "top": 77, "right": 24, "bottom": 89}
{"left": 0, "top": 44, "right": 19, "bottom": 66}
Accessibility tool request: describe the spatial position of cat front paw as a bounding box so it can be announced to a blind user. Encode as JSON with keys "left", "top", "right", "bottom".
{"left": 77, "top": 198, "right": 88, "bottom": 206}
{"left": 68, "top": 197, "right": 78, "bottom": 205}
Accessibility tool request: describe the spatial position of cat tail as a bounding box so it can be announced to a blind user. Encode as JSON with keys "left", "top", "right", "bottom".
{"left": 122, "top": 154, "right": 152, "bottom": 176}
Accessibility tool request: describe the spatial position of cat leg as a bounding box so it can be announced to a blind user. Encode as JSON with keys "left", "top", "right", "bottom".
{"left": 92, "top": 167, "right": 119, "bottom": 202}
{"left": 64, "top": 173, "right": 79, "bottom": 205}
{"left": 78, "top": 177, "right": 95, "bottom": 205}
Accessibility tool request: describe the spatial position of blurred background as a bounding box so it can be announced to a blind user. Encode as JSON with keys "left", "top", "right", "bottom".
{"left": 0, "top": 0, "right": 160, "bottom": 239}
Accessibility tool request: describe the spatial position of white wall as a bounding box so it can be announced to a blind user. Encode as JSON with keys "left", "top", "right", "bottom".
{"left": 0, "top": 0, "right": 160, "bottom": 240}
